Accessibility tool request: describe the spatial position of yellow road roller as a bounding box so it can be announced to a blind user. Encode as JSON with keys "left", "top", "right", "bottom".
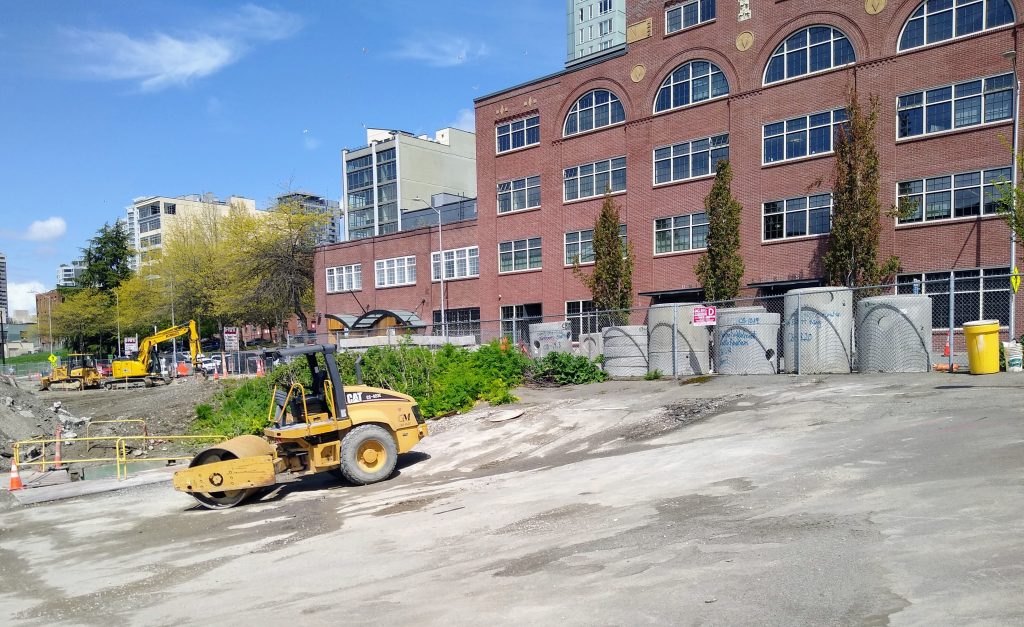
{"left": 172, "top": 344, "right": 428, "bottom": 509}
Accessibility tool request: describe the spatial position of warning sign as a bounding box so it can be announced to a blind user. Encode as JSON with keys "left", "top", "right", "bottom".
{"left": 223, "top": 327, "right": 240, "bottom": 352}
{"left": 692, "top": 306, "right": 717, "bottom": 326}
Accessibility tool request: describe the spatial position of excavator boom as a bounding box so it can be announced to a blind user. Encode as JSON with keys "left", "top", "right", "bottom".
{"left": 109, "top": 320, "right": 201, "bottom": 386}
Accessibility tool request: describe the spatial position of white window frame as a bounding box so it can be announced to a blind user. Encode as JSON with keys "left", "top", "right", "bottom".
{"left": 431, "top": 246, "right": 480, "bottom": 281}
{"left": 896, "top": 73, "right": 1013, "bottom": 141}
{"left": 374, "top": 256, "right": 416, "bottom": 288}
{"left": 563, "top": 89, "right": 626, "bottom": 137}
{"left": 326, "top": 263, "right": 362, "bottom": 293}
{"left": 653, "top": 133, "right": 729, "bottom": 186}
{"left": 564, "top": 156, "right": 627, "bottom": 202}
{"left": 499, "top": 238, "right": 542, "bottom": 273}
{"left": 763, "top": 25, "right": 856, "bottom": 86}
{"left": 898, "top": 0, "right": 1016, "bottom": 53}
{"left": 566, "top": 300, "right": 600, "bottom": 340}
{"left": 497, "top": 176, "right": 541, "bottom": 214}
{"left": 665, "top": 0, "right": 716, "bottom": 35}
{"left": 496, "top": 115, "right": 540, "bottom": 154}
{"left": 897, "top": 267, "right": 1010, "bottom": 330}
{"left": 762, "top": 108, "right": 848, "bottom": 166}
{"left": 896, "top": 166, "right": 1011, "bottom": 225}
{"left": 653, "top": 60, "right": 729, "bottom": 114}
{"left": 762, "top": 193, "right": 833, "bottom": 242}
{"left": 653, "top": 213, "right": 708, "bottom": 255}
{"left": 565, "top": 225, "right": 627, "bottom": 265}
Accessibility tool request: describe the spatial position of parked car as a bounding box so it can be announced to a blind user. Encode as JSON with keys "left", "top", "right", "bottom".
{"left": 198, "top": 357, "right": 221, "bottom": 375}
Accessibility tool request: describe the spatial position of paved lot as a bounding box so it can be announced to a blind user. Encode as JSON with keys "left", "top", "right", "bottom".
{"left": 1, "top": 374, "right": 1022, "bottom": 625}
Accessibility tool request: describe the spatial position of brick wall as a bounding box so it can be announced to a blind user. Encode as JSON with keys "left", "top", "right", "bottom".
{"left": 474, "top": 0, "right": 1023, "bottom": 322}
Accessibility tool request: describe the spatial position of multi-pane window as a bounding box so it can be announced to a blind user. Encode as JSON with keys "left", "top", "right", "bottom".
{"left": 666, "top": 0, "right": 716, "bottom": 34}
{"left": 564, "top": 89, "right": 626, "bottom": 136}
{"left": 654, "top": 213, "right": 708, "bottom": 254}
{"left": 499, "top": 238, "right": 542, "bottom": 272}
{"left": 764, "top": 26, "right": 855, "bottom": 85}
{"left": 346, "top": 155, "right": 373, "bottom": 190}
{"left": 500, "top": 303, "right": 542, "bottom": 345}
{"left": 497, "top": 176, "right": 541, "bottom": 213}
{"left": 896, "top": 167, "right": 1010, "bottom": 224}
{"left": 566, "top": 300, "right": 600, "bottom": 340}
{"left": 898, "top": 267, "right": 1010, "bottom": 328}
{"left": 326, "top": 264, "right": 362, "bottom": 293}
{"left": 599, "top": 19, "right": 613, "bottom": 35}
{"left": 763, "top": 194, "right": 832, "bottom": 241}
{"left": 431, "top": 246, "right": 480, "bottom": 281}
{"left": 897, "top": 74, "right": 1013, "bottom": 139}
{"left": 564, "top": 157, "right": 627, "bottom": 201}
{"left": 763, "top": 108, "right": 848, "bottom": 164}
{"left": 374, "top": 256, "right": 416, "bottom": 288}
{"left": 496, "top": 115, "right": 540, "bottom": 153}
{"left": 599, "top": 0, "right": 612, "bottom": 14}
{"left": 899, "top": 0, "right": 1015, "bottom": 51}
{"left": 654, "top": 134, "right": 729, "bottom": 184}
{"left": 565, "top": 225, "right": 627, "bottom": 265}
{"left": 433, "top": 307, "right": 481, "bottom": 341}
{"left": 654, "top": 60, "right": 729, "bottom": 113}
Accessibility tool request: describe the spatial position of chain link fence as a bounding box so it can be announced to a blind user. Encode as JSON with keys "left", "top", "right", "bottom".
{"left": 297, "top": 272, "right": 1018, "bottom": 377}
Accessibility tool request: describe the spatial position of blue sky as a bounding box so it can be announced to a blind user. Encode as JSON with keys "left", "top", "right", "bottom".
{"left": 0, "top": 1, "right": 565, "bottom": 315}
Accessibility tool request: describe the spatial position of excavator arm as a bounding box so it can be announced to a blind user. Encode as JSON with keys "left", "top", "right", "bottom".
{"left": 126, "top": 320, "right": 201, "bottom": 373}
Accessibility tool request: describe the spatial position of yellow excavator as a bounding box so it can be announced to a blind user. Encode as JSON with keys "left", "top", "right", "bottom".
{"left": 40, "top": 354, "right": 103, "bottom": 391}
{"left": 173, "top": 344, "right": 428, "bottom": 509}
{"left": 107, "top": 320, "right": 201, "bottom": 389}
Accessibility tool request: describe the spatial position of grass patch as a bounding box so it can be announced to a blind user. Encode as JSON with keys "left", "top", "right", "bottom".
{"left": 680, "top": 375, "right": 713, "bottom": 385}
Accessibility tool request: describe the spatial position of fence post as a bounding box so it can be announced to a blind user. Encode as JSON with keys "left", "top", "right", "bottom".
{"left": 671, "top": 304, "right": 678, "bottom": 378}
{"left": 948, "top": 273, "right": 955, "bottom": 372}
{"left": 795, "top": 293, "right": 802, "bottom": 375}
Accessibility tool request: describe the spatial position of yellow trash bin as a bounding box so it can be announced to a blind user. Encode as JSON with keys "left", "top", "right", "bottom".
{"left": 963, "top": 319, "right": 1001, "bottom": 375}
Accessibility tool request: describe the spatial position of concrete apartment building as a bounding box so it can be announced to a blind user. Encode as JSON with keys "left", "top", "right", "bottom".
{"left": 277, "top": 192, "right": 341, "bottom": 245}
{"left": 126, "top": 193, "right": 258, "bottom": 268}
{"left": 57, "top": 259, "right": 87, "bottom": 287}
{"left": 342, "top": 127, "right": 476, "bottom": 240}
{"left": 567, "top": 0, "right": 627, "bottom": 67}
{"left": 316, "top": 0, "right": 1024, "bottom": 340}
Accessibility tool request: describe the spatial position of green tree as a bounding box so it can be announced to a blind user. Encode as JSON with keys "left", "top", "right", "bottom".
{"left": 997, "top": 147, "right": 1024, "bottom": 249}
{"left": 696, "top": 159, "right": 745, "bottom": 301}
{"left": 573, "top": 192, "right": 634, "bottom": 324}
{"left": 823, "top": 88, "right": 899, "bottom": 287}
{"left": 52, "top": 289, "right": 115, "bottom": 352}
{"left": 78, "top": 222, "right": 134, "bottom": 290}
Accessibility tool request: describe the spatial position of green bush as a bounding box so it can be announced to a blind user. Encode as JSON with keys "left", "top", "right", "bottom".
{"left": 192, "top": 378, "right": 274, "bottom": 436}
{"left": 529, "top": 351, "right": 607, "bottom": 385}
{"left": 644, "top": 369, "right": 663, "bottom": 381}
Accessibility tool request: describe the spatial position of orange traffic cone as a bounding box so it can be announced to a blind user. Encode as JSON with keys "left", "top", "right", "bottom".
{"left": 213, "top": 369, "right": 220, "bottom": 381}
{"left": 9, "top": 461, "right": 24, "bottom": 491}
{"left": 943, "top": 341, "right": 950, "bottom": 357}
{"left": 255, "top": 359, "right": 264, "bottom": 378}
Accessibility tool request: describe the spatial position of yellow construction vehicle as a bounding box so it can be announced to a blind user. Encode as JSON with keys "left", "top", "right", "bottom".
{"left": 173, "top": 344, "right": 428, "bottom": 509}
{"left": 40, "top": 354, "right": 103, "bottom": 391}
{"left": 107, "top": 320, "right": 201, "bottom": 389}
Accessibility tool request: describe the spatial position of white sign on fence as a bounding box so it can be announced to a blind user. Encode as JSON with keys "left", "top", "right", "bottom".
{"left": 224, "top": 327, "right": 240, "bottom": 351}
{"left": 692, "top": 306, "right": 717, "bottom": 326}
{"left": 124, "top": 336, "right": 138, "bottom": 354}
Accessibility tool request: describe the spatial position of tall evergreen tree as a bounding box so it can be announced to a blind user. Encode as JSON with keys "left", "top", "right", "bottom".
{"left": 823, "top": 88, "right": 899, "bottom": 287}
{"left": 574, "top": 192, "right": 634, "bottom": 324}
{"left": 78, "top": 222, "right": 134, "bottom": 290}
{"left": 696, "top": 159, "right": 745, "bottom": 301}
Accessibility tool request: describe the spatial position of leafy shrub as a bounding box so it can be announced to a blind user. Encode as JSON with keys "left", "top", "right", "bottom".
{"left": 644, "top": 369, "right": 663, "bottom": 381}
{"left": 529, "top": 351, "right": 607, "bottom": 385}
{"left": 192, "top": 378, "right": 274, "bottom": 436}
{"left": 484, "top": 379, "right": 518, "bottom": 405}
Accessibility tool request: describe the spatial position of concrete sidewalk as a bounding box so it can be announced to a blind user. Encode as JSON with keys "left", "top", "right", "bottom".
{"left": 2, "top": 465, "right": 177, "bottom": 506}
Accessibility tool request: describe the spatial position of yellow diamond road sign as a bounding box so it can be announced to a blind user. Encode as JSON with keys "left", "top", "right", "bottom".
{"left": 1012, "top": 267, "right": 1021, "bottom": 294}
{"left": 48, "top": 354, "right": 58, "bottom": 366}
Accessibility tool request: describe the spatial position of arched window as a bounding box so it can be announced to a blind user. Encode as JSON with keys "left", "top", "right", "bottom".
{"left": 764, "top": 26, "right": 855, "bottom": 85}
{"left": 563, "top": 89, "right": 626, "bottom": 136}
{"left": 654, "top": 60, "right": 729, "bottom": 113}
{"left": 899, "top": 0, "right": 1014, "bottom": 51}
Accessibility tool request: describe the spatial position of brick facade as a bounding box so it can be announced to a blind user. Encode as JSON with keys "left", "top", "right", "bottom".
{"left": 316, "top": 0, "right": 1023, "bottom": 331}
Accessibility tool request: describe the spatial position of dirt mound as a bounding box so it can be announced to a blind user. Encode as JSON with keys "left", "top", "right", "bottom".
{"left": 0, "top": 375, "right": 76, "bottom": 471}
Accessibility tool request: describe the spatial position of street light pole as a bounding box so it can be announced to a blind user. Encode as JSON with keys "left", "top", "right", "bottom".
{"left": 414, "top": 196, "right": 447, "bottom": 340}
{"left": 115, "top": 291, "right": 121, "bottom": 358}
{"left": 1005, "top": 49, "right": 1019, "bottom": 339}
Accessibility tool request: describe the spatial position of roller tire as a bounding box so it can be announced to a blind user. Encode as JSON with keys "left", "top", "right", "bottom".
{"left": 338, "top": 425, "right": 398, "bottom": 485}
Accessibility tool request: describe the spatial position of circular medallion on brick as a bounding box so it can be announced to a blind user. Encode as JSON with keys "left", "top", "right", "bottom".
{"left": 865, "top": 0, "right": 886, "bottom": 15}
{"left": 736, "top": 31, "right": 754, "bottom": 52}
{"left": 630, "top": 64, "right": 646, "bottom": 83}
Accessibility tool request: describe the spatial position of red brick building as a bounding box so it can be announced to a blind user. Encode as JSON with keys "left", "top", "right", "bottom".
{"left": 317, "top": 0, "right": 1023, "bottom": 338}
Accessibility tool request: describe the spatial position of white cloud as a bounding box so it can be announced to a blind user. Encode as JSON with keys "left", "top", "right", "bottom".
{"left": 393, "top": 38, "right": 488, "bottom": 67}
{"left": 63, "top": 4, "right": 302, "bottom": 91}
{"left": 24, "top": 217, "right": 67, "bottom": 242}
{"left": 7, "top": 281, "right": 45, "bottom": 317}
{"left": 450, "top": 108, "right": 475, "bottom": 132}
{"left": 303, "top": 136, "right": 321, "bottom": 151}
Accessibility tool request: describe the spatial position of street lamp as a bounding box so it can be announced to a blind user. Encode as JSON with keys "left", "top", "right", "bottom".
{"left": 114, "top": 291, "right": 121, "bottom": 358}
{"left": 1004, "top": 49, "right": 1019, "bottom": 338}
{"left": 414, "top": 196, "right": 447, "bottom": 340}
